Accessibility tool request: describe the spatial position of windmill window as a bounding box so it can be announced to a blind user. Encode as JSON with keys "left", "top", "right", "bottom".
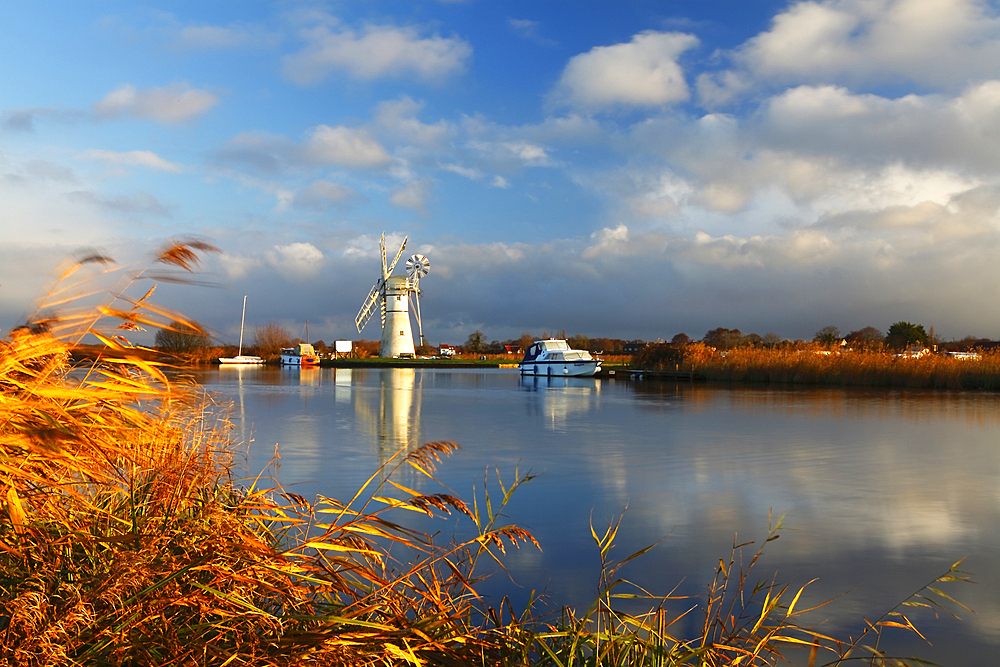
{"left": 399, "top": 331, "right": 404, "bottom": 336}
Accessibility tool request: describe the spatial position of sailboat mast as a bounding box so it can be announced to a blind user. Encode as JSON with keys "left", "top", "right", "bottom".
{"left": 238, "top": 295, "right": 247, "bottom": 356}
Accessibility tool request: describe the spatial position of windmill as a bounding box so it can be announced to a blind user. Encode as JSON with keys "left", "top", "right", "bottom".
{"left": 355, "top": 233, "right": 430, "bottom": 358}
{"left": 405, "top": 252, "right": 430, "bottom": 346}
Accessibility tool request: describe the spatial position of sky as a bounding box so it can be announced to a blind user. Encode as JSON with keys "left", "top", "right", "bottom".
{"left": 5, "top": 0, "right": 1000, "bottom": 347}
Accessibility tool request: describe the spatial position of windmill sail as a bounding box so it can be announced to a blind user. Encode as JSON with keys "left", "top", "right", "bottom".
{"left": 355, "top": 233, "right": 425, "bottom": 358}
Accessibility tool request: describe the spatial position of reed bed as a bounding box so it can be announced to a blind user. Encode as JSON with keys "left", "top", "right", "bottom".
{"left": 669, "top": 344, "right": 1000, "bottom": 389}
{"left": 0, "top": 243, "right": 971, "bottom": 666}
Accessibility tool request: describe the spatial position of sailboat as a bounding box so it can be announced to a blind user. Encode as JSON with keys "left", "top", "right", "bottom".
{"left": 219, "top": 295, "right": 265, "bottom": 364}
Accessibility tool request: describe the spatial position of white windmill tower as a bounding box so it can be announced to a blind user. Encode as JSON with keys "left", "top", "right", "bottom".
{"left": 355, "top": 233, "right": 430, "bottom": 358}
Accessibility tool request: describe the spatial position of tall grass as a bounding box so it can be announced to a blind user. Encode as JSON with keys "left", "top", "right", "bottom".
{"left": 0, "top": 243, "right": 972, "bottom": 665}
{"left": 667, "top": 344, "right": 1000, "bottom": 389}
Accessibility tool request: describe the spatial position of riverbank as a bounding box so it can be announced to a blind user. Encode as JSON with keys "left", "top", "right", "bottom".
{"left": 678, "top": 344, "right": 1000, "bottom": 390}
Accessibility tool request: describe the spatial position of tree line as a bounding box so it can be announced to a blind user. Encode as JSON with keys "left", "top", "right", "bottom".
{"left": 155, "top": 318, "right": 993, "bottom": 358}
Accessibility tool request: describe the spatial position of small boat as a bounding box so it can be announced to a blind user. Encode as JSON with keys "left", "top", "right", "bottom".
{"left": 219, "top": 296, "right": 264, "bottom": 365}
{"left": 519, "top": 339, "right": 601, "bottom": 377}
{"left": 280, "top": 342, "right": 320, "bottom": 366}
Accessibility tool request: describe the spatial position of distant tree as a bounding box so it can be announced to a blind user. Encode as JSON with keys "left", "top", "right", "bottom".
{"left": 814, "top": 325, "right": 842, "bottom": 346}
{"left": 465, "top": 330, "right": 485, "bottom": 353}
{"left": 568, "top": 334, "right": 590, "bottom": 350}
{"left": 631, "top": 342, "right": 686, "bottom": 371}
{"left": 762, "top": 332, "right": 783, "bottom": 348}
{"left": 703, "top": 327, "right": 743, "bottom": 350}
{"left": 743, "top": 333, "right": 763, "bottom": 347}
{"left": 486, "top": 339, "right": 503, "bottom": 354}
{"left": 254, "top": 322, "right": 292, "bottom": 355}
{"left": 155, "top": 320, "right": 211, "bottom": 353}
{"left": 518, "top": 332, "right": 535, "bottom": 350}
{"left": 312, "top": 340, "right": 327, "bottom": 352}
{"left": 846, "top": 326, "right": 884, "bottom": 350}
{"left": 886, "top": 321, "right": 928, "bottom": 349}
{"left": 670, "top": 333, "right": 691, "bottom": 345}
{"left": 354, "top": 339, "right": 380, "bottom": 358}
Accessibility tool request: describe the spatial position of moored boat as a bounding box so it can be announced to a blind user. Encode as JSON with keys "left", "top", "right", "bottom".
{"left": 219, "top": 355, "right": 264, "bottom": 365}
{"left": 280, "top": 342, "right": 320, "bottom": 366}
{"left": 519, "top": 339, "right": 601, "bottom": 376}
{"left": 219, "top": 296, "right": 265, "bottom": 365}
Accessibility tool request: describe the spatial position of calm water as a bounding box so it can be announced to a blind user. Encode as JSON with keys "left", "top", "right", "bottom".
{"left": 191, "top": 366, "right": 1000, "bottom": 665}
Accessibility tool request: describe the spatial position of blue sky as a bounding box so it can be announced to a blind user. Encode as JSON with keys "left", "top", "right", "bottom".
{"left": 5, "top": 0, "right": 1000, "bottom": 346}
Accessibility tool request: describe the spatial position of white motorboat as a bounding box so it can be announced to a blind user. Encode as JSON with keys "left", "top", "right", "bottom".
{"left": 280, "top": 342, "right": 319, "bottom": 366}
{"left": 219, "top": 296, "right": 264, "bottom": 365}
{"left": 519, "top": 339, "right": 601, "bottom": 377}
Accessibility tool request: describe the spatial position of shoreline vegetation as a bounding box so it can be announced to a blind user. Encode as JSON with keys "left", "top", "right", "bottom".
{"left": 3, "top": 243, "right": 973, "bottom": 665}
{"left": 633, "top": 342, "right": 1000, "bottom": 390}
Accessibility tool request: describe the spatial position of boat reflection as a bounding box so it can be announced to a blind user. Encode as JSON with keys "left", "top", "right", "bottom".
{"left": 520, "top": 374, "right": 601, "bottom": 430}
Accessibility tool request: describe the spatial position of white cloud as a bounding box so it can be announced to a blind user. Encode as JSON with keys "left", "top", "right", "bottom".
{"left": 390, "top": 179, "right": 432, "bottom": 211}
{"left": 550, "top": 31, "right": 698, "bottom": 111}
{"left": 582, "top": 223, "right": 633, "bottom": 259}
{"left": 374, "top": 96, "right": 453, "bottom": 146}
{"left": 93, "top": 83, "right": 219, "bottom": 124}
{"left": 283, "top": 24, "right": 471, "bottom": 84}
{"left": 217, "top": 252, "right": 262, "bottom": 280}
{"left": 304, "top": 125, "right": 392, "bottom": 168}
{"left": 503, "top": 141, "right": 552, "bottom": 166}
{"left": 508, "top": 18, "right": 557, "bottom": 46}
{"left": 733, "top": 0, "right": 1000, "bottom": 90}
{"left": 441, "top": 163, "right": 483, "bottom": 180}
{"left": 266, "top": 242, "right": 325, "bottom": 281}
{"left": 79, "top": 149, "right": 184, "bottom": 173}
{"left": 760, "top": 82, "right": 1000, "bottom": 171}
{"left": 491, "top": 175, "right": 510, "bottom": 188}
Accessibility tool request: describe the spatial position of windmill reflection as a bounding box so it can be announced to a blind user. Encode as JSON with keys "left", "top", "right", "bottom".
{"left": 354, "top": 368, "right": 423, "bottom": 466}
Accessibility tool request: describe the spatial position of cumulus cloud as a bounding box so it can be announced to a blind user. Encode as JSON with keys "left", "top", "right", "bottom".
{"left": 79, "top": 149, "right": 184, "bottom": 173}
{"left": 374, "top": 96, "right": 453, "bottom": 146}
{"left": 550, "top": 31, "right": 699, "bottom": 111}
{"left": 721, "top": 0, "right": 1000, "bottom": 93}
{"left": 760, "top": 82, "right": 1000, "bottom": 172}
{"left": 93, "top": 83, "right": 219, "bottom": 124}
{"left": 582, "top": 223, "right": 634, "bottom": 259}
{"left": 283, "top": 24, "right": 471, "bottom": 84}
{"left": 266, "top": 242, "right": 325, "bottom": 281}
{"left": 304, "top": 125, "right": 392, "bottom": 168}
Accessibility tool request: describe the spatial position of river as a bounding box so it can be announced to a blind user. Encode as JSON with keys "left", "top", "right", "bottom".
{"left": 190, "top": 365, "right": 1000, "bottom": 665}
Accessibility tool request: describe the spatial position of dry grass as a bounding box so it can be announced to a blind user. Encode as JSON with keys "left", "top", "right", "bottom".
{"left": 0, "top": 243, "right": 972, "bottom": 666}
{"left": 669, "top": 343, "right": 1000, "bottom": 389}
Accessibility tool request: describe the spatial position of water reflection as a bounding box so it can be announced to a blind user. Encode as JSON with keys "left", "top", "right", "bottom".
{"left": 189, "top": 369, "right": 1000, "bottom": 663}
{"left": 355, "top": 368, "right": 423, "bottom": 465}
{"left": 520, "top": 375, "right": 601, "bottom": 430}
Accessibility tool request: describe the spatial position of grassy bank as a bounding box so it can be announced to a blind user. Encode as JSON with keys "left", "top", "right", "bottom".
{"left": 636, "top": 343, "right": 1000, "bottom": 390}
{"left": 0, "top": 244, "right": 971, "bottom": 665}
